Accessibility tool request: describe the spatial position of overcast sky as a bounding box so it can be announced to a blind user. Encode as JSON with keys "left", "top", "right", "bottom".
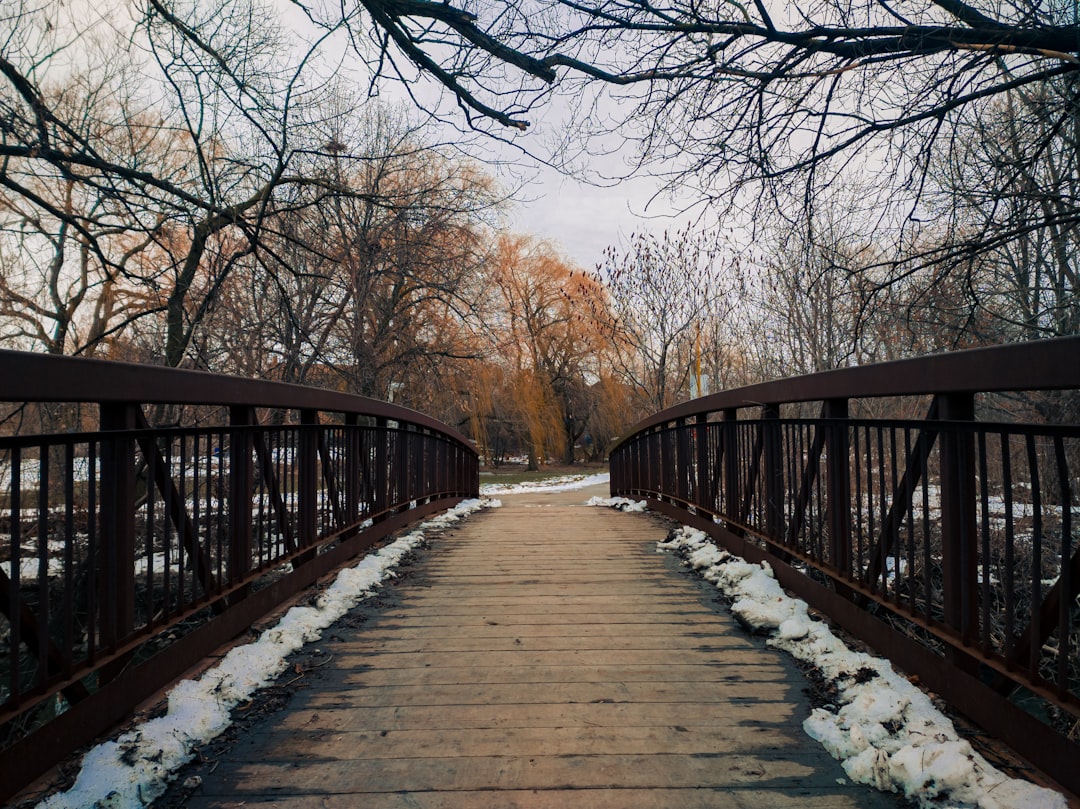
{"left": 501, "top": 164, "right": 705, "bottom": 271}
{"left": 275, "top": 0, "right": 710, "bottom": 271}
{"left": 435, "top": 87, "right": 708, "bottom": 272}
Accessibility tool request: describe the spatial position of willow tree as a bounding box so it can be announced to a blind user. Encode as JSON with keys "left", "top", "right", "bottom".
{"left": 487, "top": 235, "right": 616, "bottom": 467}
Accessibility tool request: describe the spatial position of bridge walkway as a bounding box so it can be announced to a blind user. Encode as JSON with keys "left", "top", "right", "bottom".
{"left": 175, "top": 483, "right": 903, "bottom": 809}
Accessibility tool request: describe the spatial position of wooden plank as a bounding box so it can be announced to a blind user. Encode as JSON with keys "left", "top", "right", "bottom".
{"left": 183, "top": 790, "right": 896, "bottom": 809}
{"left": 324, "top": 663, "right": 792, "bottom": 688}
{"left": 201, "top": 752, "right": 822, "bottom": 793}
{"left": 327, "top": 633, "right": 753, "bottom": 653}
{"left": 319, "top": 649, "right": 759, "bottom": 669}
{"left": 341, "top": 622, "right": 746, "bottom": 640}
{"left": 297, "top": 680, "right": 797, "bottom": 708}
{"left": 234, "top": 723, "right": 806, "bottom": 760}
{"left": 384, "top": 592, "right": 705, "bottom": 605}
{"left": 273, "top": 701, "right": 800, "bottom": 732}
{"left": 361, "top": 612, "right": 734, "bottom": 626}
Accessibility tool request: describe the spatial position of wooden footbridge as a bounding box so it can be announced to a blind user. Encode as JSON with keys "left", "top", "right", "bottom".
{"left": 1, "top": 340, "right": 1079, "bottom": 805}
{"left": 170, "top": 483, "right": 902, "bottom": 808}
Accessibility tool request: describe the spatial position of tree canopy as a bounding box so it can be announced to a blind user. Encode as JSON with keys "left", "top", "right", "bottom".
{"left": 323, "top": 0, "right": 1080, "bottom": 324}
{"left": 331, "top": 0, "right": 1079, "bottom": 176}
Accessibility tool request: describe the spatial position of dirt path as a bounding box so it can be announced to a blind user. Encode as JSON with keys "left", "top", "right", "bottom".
{"left": 170, "top": 484, "right": 904, "bottom": 808}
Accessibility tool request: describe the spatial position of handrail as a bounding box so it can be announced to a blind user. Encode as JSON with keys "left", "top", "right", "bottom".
{"left": 0, "top": 351, "right": 479, "bottom": 800}
{"left": 609, "top": 338, "right": 1080, "bottom": 798}
{"left": 0, "top": 349, "right": 474, "bottom": 444}
{"left": 612, "top": 335, "right": 1080, "bottom": 442}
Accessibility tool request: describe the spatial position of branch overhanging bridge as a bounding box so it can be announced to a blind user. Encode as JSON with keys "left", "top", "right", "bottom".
{"left": 0, "top": 340, "right": 1077, "bottom": 805}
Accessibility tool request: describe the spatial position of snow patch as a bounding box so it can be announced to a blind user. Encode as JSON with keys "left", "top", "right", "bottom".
{"left": 585, "top": 495, "right": 647, "bottom": 512}
{"left": 37, "top": 498, "right": 497, "bottom": 809}
{"left": 658, "top": 525, "right": 1066, "bottom": 809}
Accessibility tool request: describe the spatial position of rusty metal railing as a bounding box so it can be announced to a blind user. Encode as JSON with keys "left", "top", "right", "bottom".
{"left": 610, "top": 337, "right": 1080, "bottom": 796}
{"left": 0, "top": 350, "right": 478, "bottom": 799}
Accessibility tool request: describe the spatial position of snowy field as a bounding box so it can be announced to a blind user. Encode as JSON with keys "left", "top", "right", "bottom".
{"left": 479, "top": 471, "right": 608, "bottom": 495}
{"left": 585, "top": 496, "right": 1068, "bottom": 809}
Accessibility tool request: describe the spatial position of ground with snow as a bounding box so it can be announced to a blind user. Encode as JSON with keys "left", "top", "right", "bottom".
{"left": 585, "top": 497, "right": 1066, "bottom": 809}
{"left": 480, "top": 471, "right": 608, "bottom": 495}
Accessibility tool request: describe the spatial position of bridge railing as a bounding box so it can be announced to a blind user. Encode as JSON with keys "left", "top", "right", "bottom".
{"left": 0, "top": 351, "right": 478, "bottom": 799}
{"left": 610, "top": 337, "right": 1080, "bottom": 796}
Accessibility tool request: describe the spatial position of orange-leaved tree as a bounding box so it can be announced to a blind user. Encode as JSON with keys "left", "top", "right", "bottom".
{"left": 483, "top": 234, "right": 625, "bottom": 468}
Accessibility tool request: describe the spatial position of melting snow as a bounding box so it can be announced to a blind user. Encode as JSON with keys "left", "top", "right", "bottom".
{"left": 587, "top": 497, "right": 1066, "bottom": 809}
{"left": 36, "top": 498, "right": 500, "bottom": 809}
{"left": 584, "top": 495, "right": 647, "bottom": 512}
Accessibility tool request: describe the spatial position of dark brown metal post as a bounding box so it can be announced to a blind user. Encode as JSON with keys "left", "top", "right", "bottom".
{"left": 762, "top": 404, "right": 784, "bottom": 545}
{"left": 345, "top": 414, "right": 360, "bottom": 524}
{"left": 638, "top": 434, "right": 644, "bottom": 492}
{"left": 451, "top": 441, "right": 460, "bottom": 496}
{"left": 374, "top": 417, "right": 389, "bottom": 518}
{"left": 453, "top": 441, "right": 462, "bottom": 497}
{"left": 425, "top": 430, "right": 436, "bottom": 502}
{"left": 673, "top": 418, "right": 687, "bottom": 503}
{"left": 98, "top": 403, "right": 138, "bottom": 652}
{"left": 695, "top": 414, "right": 709, "bottom": 510}
{"left": 938, "top": 393, "right": 978, "bottom": 644}
{"left": 722, "top": 409, "right": 740, "bottom": 529}
{"left": 395, "top": 424, "right": 410, "bottom": 513}
{"left": 298, "top": 409, "right": 318, "bottom": 548}
{"left": 228, "top": 407, "right": 255, "bottom": 588}
{"left": 824, "top": 398, "right": 852, "bottom": 576}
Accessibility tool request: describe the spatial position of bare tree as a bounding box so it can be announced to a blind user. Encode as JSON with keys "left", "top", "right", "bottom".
{"left": 0, "top": 1, "right": 385, "bottom": 368}
{"left": 305, "top": 0, "right": 1080, "bottom": 322}
{"left": 600, "top": 227, "right": 731, "bottom": 411}
{"left": 919, "top": 81, "right": 1080, "bottom": 340}
{"left": 192, "top": 101, "right": 503, "bottom": 410}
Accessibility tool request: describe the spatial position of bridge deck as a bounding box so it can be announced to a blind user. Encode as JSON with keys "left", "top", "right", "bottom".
{"left": 176, "top": 484, "right": 902, "bottom": 808}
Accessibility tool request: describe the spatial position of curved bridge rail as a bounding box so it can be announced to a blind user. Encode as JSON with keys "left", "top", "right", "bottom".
{"left": 610, "top": 338, "right": 1080, "bottom": 795}
{"left": 0, "top": 351, "right": 478, "bottom": 799}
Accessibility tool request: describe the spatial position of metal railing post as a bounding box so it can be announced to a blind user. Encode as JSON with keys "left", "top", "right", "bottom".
{"left": 345, "top": 414, "right": 360, "bottom": 526}
{"left": 663, "top": 425, "right": 675, "bottom": 498}
{"left": 298, "top": 409, "right": 318, "bottom": 549}
{"left": 762, "top": 404, "right": 784, "bottom": 544}
{"left": 695, "top": 414, "right": 709, "bottom": 510}
{"left": 98, "top": 403, "right": 138, "bottom": 653}
{"left": 824, "top": 398, "right": 852, "bottom": 576}
{"left": 396, "top": 424, "right": 410, "bottom": 512}
{"left": 228, "top": 406, "right": 255, "bottom": 588}
{"left": 938, "top": 393, "right": 978, "bottom": 644}
{"left": 425, "top": 430, "right": 436, "bottom": 502}
{"left": 722, "top": 408, "right": 740, "bottom": 529}
{"left": 677, "top": 417, "right": 693, "bottom": 503}
{"left": 375, "top": 417, "right": 389, "bottom": 517}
